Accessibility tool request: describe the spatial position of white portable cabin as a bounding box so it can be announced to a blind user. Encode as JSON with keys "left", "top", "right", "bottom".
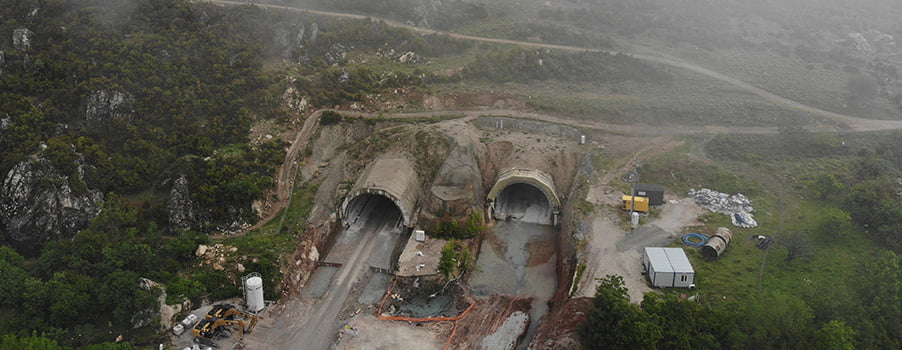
{"left": 643, "top": 247, "right": 695, "bottom": 288}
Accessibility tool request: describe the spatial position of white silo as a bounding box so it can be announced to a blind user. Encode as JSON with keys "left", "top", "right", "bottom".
{"left": 245, "top": 274, "right": 265, "bottom": 313}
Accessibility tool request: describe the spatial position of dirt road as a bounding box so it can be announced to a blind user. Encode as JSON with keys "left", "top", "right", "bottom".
{"left": 290, "top": 200, "right": 400, "bottom": 350}
{"left": 246, "top": 197, "right": 401, "bottom": 349}
{"left": 208, "top": 0, "right": 902, "bottom": 132}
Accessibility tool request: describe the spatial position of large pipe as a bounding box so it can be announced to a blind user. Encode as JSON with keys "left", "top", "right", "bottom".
{"left": 701, "top": 227, "right": 733, "bottom": 259}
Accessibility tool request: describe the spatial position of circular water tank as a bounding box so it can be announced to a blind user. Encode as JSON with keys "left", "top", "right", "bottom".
{"left": 631, "top": 212, "right": 640, "bottom": 227}
{"left": 246, "top": 276, "right": 264, "bottom": 312}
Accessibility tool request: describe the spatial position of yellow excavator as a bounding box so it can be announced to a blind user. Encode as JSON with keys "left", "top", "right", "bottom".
{"left": 205, "top": 304, "right": 259, "bottom": 328}
{"left": 193, "top": 304, "right": 259, "bottom": 346}
{"left": 206, "top": 304, "right": 242, "bottom": 320}
{"left": 193, "top": 317, "right": 247, "bottom": 339}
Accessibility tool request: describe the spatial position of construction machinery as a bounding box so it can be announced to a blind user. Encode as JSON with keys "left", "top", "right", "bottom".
{"left": 192, "top": 305, "right": 259, "bottom": 346}
{"left": 205, "top": 304, "right": 258, "bottom": 328}
{"left": 206, "top": 304, "right": 242, "bottom": 320}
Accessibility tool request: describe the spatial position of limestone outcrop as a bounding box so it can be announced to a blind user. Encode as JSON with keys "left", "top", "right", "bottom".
{"left": 0, "top": 157, "right": 104, "bottom": 252}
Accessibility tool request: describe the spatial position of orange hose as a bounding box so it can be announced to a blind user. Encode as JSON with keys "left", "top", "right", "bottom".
{"left": 443, "top": 320, "right": 459, "bottom": 350}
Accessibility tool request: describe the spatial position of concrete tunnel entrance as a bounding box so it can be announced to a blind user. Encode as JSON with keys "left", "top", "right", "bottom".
{"left": 487, "top": 168, "right": 561, "bottom": 226}
{"left": 494, "top": 183, "right": 553, "bottom": 225}
{"left": 340, "top": 156, "right": 421, "bottom": 227}
{"left": 343, "top": 193, "right": 404, "bottom": 228}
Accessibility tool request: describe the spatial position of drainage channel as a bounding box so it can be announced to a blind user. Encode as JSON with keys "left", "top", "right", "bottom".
{"left": 469, "top": 219, "right": 558, "bottom": 349}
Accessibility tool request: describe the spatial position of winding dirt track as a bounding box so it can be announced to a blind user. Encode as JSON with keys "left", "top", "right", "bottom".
{"left": 208, "top": 0, "right": 902, "bottom": 132}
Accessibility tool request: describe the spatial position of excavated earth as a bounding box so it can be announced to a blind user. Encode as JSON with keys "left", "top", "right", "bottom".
{"left": 243, "top": 106, "right": 602, "bottom": 349}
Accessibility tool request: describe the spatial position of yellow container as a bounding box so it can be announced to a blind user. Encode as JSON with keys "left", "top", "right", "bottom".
{"left": 621, "top": 195, "right": 650, "bottom": 212}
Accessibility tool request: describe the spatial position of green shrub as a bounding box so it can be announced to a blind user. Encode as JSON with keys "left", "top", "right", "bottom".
{"left": 320, "top": 111, "right": 343, "bottom": 125}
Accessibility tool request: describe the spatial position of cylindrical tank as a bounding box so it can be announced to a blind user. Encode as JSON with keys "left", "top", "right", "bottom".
{"left": 246, "top": 276, "right": 265, "bottom": 312}
{"left": 701, "top": 227, "right": 733, "bottom": 259}
{"left": 631, "top": 212, "right": 640, "bottom": 227}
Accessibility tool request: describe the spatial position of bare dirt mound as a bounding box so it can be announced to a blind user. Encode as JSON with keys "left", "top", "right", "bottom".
{"left": 528, "top": 297, "right": 592, "bottom": 350}
{"left": 449, "top": 294, "right": 532, "bottom": 350}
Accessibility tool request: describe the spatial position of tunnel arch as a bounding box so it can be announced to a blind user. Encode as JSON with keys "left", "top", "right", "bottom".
{"left": 342, "top": 189, "right": 409, "bottom": 227}
{"left": 486, "top": 168, "right": 561, "bottom": 225}
{"left": 340, "top": 156, "right": 420, "bottom": 227}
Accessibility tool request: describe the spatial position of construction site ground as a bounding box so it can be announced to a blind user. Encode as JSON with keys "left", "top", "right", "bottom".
{"left": 576, "top": 195, "right": 706, "bottom": 302}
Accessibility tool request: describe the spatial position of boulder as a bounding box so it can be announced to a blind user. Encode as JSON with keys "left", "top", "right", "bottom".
{"left": 846, "top": 32, "right": 874, "bottom": 58}
{"left": 195, "top": 244, "right": 208, "bottom": 257}
{"left": 12, "top": 28, "right": 34, "bottom": 51}
{"left": 0, "top": 157, "right": 103, "bottom": 253}
{"left": 0, "top": 113, "right": 10, "bottom": 139}
{"left": 864, "top": 29, "right": 897, "bottom": 54}
{"left": 167, "top": 174, "right": 197, "bottom": 230}
{"left": 85, "top": 90, "right": 134, "bottom": 131}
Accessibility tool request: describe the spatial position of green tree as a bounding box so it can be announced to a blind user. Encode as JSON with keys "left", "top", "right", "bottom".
{"left": 807, "top": 173, "right": 844, "bottom": 201}
{"left": 736, "top": 292, "right": 814, "bottom": 349}
{"left": 579, "top": 275, "right": 661, "bottom": 350}
{"left": 98, "top": 270, "right": 158, "bottom": 325}
{"left": 781, "top": 232, "right": 814, "bottom": 262}
{"left": 0, "top": 245, "right": 25, "bottom": 266}
{"left": 815, "top": 320, "right": 856, "bottom": 350}
{"left": 0, "top": 333, "right": 62, "bottom": 350}
{"left": 438, "top": 240, "right": 458, "bottom": 280}
{"left": 47, "top": 272, "right": 94, "bottom": 325}
{"left": 641, "top": 293, "right": 721, "bottom": 349}
{"left": 816, "top": 208, "right": 855, "bottom": 242}
{"left": 0, "top": 260, "right": 28, "bottom": 306}
{"left": 855, "top": 251, "right": 901, "bottom": 348}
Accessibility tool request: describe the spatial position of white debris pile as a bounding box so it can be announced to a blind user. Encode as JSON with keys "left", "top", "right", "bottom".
{"left": 689, "top": 188, "right": 758, "bottom": 228}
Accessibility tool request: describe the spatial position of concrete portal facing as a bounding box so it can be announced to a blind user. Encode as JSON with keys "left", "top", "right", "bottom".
{"left": 487, "top": 168, "right": 561, "bottom": 225}
{"left": 342, "top": 156, "right": 420, "bottom": 227}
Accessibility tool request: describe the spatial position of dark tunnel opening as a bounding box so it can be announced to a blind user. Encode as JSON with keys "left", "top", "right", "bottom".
{"left": 344, "top": 193, "right": 404, "bottom": 229}
{"left": 494, "top": 183, "right": 553, "bottom": 225}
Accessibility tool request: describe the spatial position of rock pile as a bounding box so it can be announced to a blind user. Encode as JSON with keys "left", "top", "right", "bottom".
{"left": 689, "top": 188, "right": 757, "bottom": 228}
{"left": 195, "top": 243, "right": 239, "bottom": 271}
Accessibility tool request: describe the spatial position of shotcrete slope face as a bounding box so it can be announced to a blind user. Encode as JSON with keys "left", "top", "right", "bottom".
{"left": 495, "top": 183, "right": 553, "bottom": 225}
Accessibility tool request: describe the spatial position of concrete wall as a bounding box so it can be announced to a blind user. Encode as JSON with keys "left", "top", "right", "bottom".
{"left": 341, "top": 155, "right": 420, "bottom": 227}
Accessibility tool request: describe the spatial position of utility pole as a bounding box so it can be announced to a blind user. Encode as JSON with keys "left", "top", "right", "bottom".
{"left": 625, "top": 166, "right": 639, "bottom": 230}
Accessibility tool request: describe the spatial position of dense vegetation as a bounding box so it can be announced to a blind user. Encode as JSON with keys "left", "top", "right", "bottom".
{"left": 0, "top": 0, "right": 282, "bottom": 232}
{"left": 580, "top": 271, "right": 898, "bottom": 349}
{"left": 0, "top": 198, "right": 212, "bottom": 348}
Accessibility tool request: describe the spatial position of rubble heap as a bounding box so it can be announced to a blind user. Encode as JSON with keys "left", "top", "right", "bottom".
{"left": 689, "top": 188, "right": 757, "bottom": 228}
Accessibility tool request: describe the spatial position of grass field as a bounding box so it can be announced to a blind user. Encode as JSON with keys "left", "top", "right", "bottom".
{"left": 638, "top": 133, "right": 882, "bottom": 306}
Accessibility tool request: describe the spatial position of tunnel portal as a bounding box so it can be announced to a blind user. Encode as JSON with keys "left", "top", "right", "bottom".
{"left": 487, "top": 168, "right": 560, "bottom": 225}
{"left": 494, "top": 183, "right": 553, "bottom": 225}
{"left": 340, "top": 156, "right": 420, "bottom": 227}
{"left": 343, "top": 193, "right": 404, "bottom": 228}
